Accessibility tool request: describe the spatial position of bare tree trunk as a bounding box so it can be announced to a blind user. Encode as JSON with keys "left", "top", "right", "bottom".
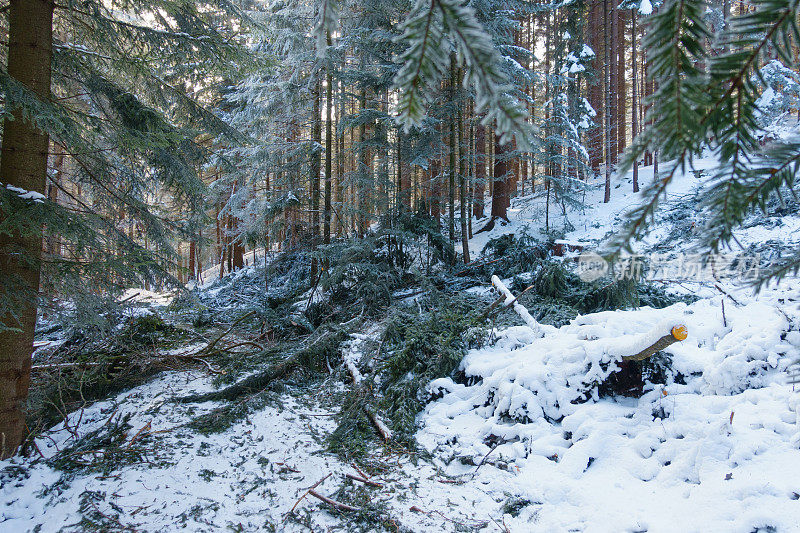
{"left": 448, "top": 54, "right": 457, "bottom": 248}
{"left": 609, "top": 0, "right": 619, "bottom": 166}
{"left": 336, "top": 77, "right": 345, "bottom": 236}
{"left": 474, "top": 123, "right": 486, "bottom": 218}
{"left": 0, "top": 0, "right": 54, "bottom": 459}
{"left": 324, "top": 39, "right": 333, "bottom": 244}
{"left": 491, "top": 133, "right": 510, "bottom": 222}
{"left": 603, "top": 0, "right": 612, "bottom": 203}
{"left": 588, "top": 0, "right": 603, "bottom": 174}
{"left": 311, "top": 75, "right": 321, "bottom": 241}
{"left": 616, "top": 4, "right": 626, "bottom": 156}
{"left": 458, "top": 70, "right": 469, "bottom": 263}
{"left": 310, "top": 74, "right": 321, "bottom": 276}
{"left": 189, "top": 240, "right": 197, "bottom": 281}
{"left": 430, "top": 158, "right": 441, "bottom": 223}
{"left": 631, "top": 11, "right": 639, "bottom": 193}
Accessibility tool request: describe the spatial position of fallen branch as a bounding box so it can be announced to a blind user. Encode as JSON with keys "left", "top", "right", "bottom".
{"left": 289, "top": 474, "right": 331, "bottom": 514}
{"left": 345, "top": 358, "right": 393, "bottom": 442}
{"left": 491, "top": 275, "right": 543, "bottom": 336}
{"left": 485, "top": 284, "right": 535, "bottom": 320}
{"left": 178, "top": 324, "right": 350, "bottom": 403}
{"left": 308, "top": 489, "right": 360, "bottom": 512}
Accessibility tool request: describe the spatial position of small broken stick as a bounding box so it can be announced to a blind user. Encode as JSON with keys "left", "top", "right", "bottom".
{"left": 289, "top": 473, "right": 331, "bottom": 514}
{"left": 308, "top": 489, "right": 360, "bottom": 512}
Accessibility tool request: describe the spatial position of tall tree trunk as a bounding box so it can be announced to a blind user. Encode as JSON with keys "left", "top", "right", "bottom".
{"left": 430, "top": 159, "right": 441, "bottom": 223}
{"left": 616, "top": 4, "right": 626, "bottom": 156}
{"left": 458, "top": 70, "right": 469, "bottom": 263}
{"left": 588, "top": 0, "right": 603, "bottom": 173}
{"left": 358, "top": 90, "right": 368, "bottom": 237}
{"left": 398, "top": 132, "right": 410, "bottom": 209}
{"left": 189, "top": 240, "right": 197, "bottom": 281}
{"left": 467, "top": 101, "right": 474, "bottom": 238}
{"left": 448, "top": 54, "right": 457, "bottom": 248}
{"left": 310, "top": 74, "right": 321, "bottom": 276}
{"left": 609, "top": 0, "right": 619, "bottom": 166}
{"left": 631, "top": 11, "right": 639, "bottom": 193}
{"left": 491, "top": 133, "right": 510, "bottom": 222}
{"left": 311, "top": 75, "right": 321, "bottom": 241}
{"left": 335, "top": 77, "right": 345, "bottom": 236}
{"left": 603, "top": 0, "right": 612, "bottom": 202}
{"left": 324, "top": 43, "right": 333, "bottom": 244}
{"left": 474, "top": 123, "right": 486, "bottom": 218}
{"left": 0, "top": 0, "right": 54, "bottom": 459}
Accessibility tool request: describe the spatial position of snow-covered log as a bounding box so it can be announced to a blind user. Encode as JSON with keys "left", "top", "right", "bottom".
{"left": 620, "top": 324, "right": 688, "bottom": 361}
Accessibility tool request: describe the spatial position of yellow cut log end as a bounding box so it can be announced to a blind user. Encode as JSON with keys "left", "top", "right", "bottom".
{"left": 671, "top": 324, "right": 688, "bottom": 341}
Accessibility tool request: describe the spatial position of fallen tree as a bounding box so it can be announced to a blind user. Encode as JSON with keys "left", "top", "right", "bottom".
{"left": 178, "top": 323, "right": 353, "bottom": 404}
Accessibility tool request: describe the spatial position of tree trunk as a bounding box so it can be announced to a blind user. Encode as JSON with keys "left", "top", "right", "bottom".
{"left": 458, "top": 70, "right": 469, "bottom": 263}
{"left": 311, "top": 74, "right": 321, "bottom": 241}
{"left": 588, "top": 0, "right": 603, "bottom": 174}
{"left": 430, "top": 158, "right": 441, "bottom": 223}
{"left": 189, "top": 240, "right": 197, "bottom": 281}
{"left": 448, "top": 54, "right": 457, "bottom": 248}
{"left": 324, "top": 43, "right": 333, "bottom": 244}
{"left": 616, "top": 4, "right": 626, "bottom": 156}
{"left": 603, "top": 0, "right": 612, "bottom": 203}
{"left": 609, "top": 0, "right": 619, "bottom": 166}
{"left": 491, "top": 133, "right": 510, "bottom": 222}
{"left": 0, "top": 0, "right": 54, "bottom": 459}
{"left": 474, "top": 123, "right": 486, "bottom": 218}
{"left": 631, "top": 11, "right": 639, "bottom": 193}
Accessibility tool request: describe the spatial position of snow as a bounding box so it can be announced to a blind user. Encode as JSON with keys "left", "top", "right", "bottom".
{"left": 640, "top": 0, "right": 653, "bottom": 15}
{"left": 4, "top": 184, "right": 46, "bottom": 203}
{"left": 4, "top": 152, "right": 800, "bottom": 531}
{"left": 417, "top": 294, "right": 800, "bottom": 531}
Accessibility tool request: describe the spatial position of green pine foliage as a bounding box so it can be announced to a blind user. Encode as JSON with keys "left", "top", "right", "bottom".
{"left": 0, "top": 1, "right": 254, "bottom": 330}
{"left": 613, "top": 0, "right": 800, "bottom": 288}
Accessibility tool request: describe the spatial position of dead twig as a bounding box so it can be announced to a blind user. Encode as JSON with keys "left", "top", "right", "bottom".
{"left": 289, "top": 473, "right": 331, "bottom": 514}
{"left": 308, "top": 489, "right": 360, "bottom": 512}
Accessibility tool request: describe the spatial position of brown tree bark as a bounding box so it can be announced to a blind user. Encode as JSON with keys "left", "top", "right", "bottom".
{"left": 490, "top": 133, "right": 510, "bottom": 222}
{"left": 617, "top": 4, "right": 627, "bottom": 156}
{"left": 609, "top": 0, "right": 619, "bottom": 166}
{"left": 311, "top": 74, "right": 321, "bottom": 241}
{"left": 588, "top": 0, "right": 604, "bottom": 174}
{"left": 631, "top": 11, "right": 640, "bottom": 193}
{"left": 448, "top": 55, "right": 457, "bottom": 246}
{"left": 310, "top": 74, "right": 321, "bottom": 277}
{"left": 0, "top": 0, "right": 54, "bottom": 459}
{"left": 603, "top": 0, "right": 612, "bottom": 202}
{"left": 324, "top": 41, "right": 333, "bottom": 244}
{"left": 458, "top": 72, "right": 469, "bottom": 263}
{"left": 473, "top": 123, "right": 486, "bottom": 218}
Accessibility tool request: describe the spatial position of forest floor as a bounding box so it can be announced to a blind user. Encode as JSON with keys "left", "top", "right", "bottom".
{"left": 3, "top": 155, "right": 800, "bottom": 532}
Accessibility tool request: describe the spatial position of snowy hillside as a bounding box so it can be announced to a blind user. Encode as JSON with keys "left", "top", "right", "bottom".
{"left": 3, "top": 160, "right": 800, "bottom": 532}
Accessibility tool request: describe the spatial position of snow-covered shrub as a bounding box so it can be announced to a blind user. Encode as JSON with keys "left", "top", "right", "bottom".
{"left": 752, "top": 60, "right": 800, "bottom": 136}
{"left": 418, "top": 299, "right": 796, "bottom": 464}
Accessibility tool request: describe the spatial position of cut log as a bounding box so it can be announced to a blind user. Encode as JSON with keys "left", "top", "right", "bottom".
{"left": 621, "top": 325, "right": 687, "bottom": 362}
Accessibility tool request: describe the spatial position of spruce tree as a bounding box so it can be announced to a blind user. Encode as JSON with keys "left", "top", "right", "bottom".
{"left": 0, "top": 0, "right": 251, "bottom": 457}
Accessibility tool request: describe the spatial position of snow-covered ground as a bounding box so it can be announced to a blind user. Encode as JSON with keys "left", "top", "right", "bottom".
{"left": 3, "top": 158, "right": 800, "bottom": 531}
